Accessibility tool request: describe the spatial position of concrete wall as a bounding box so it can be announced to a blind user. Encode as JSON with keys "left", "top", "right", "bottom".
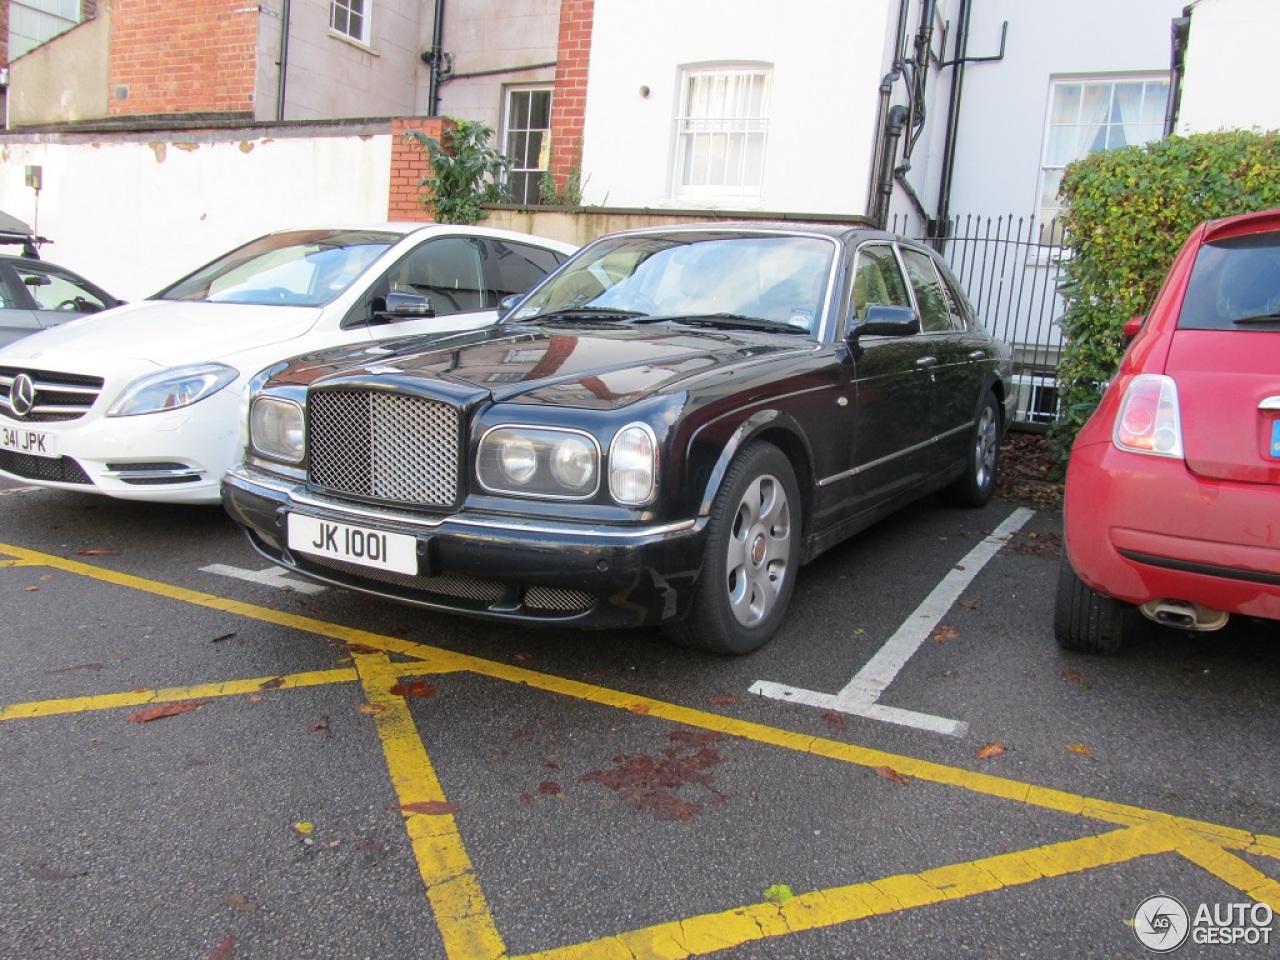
{"left": 578, "top": 0, "right": 895, "bottom": 216}
{"left": 433, "top": 0, "right": 560, "bottom": 131}
{"left": 8, "top": 5, "right": 109, "bottom": 126}
{"left": 1177, "top": 0, "right": 1280, "bottom": 134}
{"left": 0, "top": 123, "right": 395, "bottom": 301}
{"left": 277, "top": 0, "right": 430, "bottom": 121}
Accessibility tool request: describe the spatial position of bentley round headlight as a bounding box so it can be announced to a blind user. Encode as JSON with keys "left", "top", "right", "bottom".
{"left": 498, "top": 435, "right": 538, "bottom": 485}
{"left": 250, "top": 396, "right": 305, "bottom": 463}
{"left": 478, "top": 427, "right": 600, "bottom": 498}
{"left": 609, "top": 424, "right": 657, "bottom": 504}
{"left": 550, "top": 435, "right": 596, "bottom": 491}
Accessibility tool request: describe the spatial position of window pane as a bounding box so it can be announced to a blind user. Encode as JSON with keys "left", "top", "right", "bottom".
{"left": 1141, "top": 82, "right": 1169, "bottom": 123}
{"left": 530, "top": 91, "right": 551, "bottom": 129}
{"left": 1050, "top": 84, "right": 1082, "bottom": 124}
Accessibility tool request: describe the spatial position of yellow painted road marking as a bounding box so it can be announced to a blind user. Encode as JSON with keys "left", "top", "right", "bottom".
{"left": 0, "top": 669, "right": 357, "bottom": 720}
{"left": 3, "top": 540, "right": 1279, "bottom": 960}
{"left": 355, "top": 648, "right": 508, "bottom": 960}
{"left": 516, "top": 823, "right": 1184, "bottom": 960}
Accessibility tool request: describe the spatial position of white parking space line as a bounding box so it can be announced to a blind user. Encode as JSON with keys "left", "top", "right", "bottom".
{"left": 200, "top": 563, "right": 329, "bottom": 595}
{"left": 751, "top": 507, "right": 1035, "bottom": 737}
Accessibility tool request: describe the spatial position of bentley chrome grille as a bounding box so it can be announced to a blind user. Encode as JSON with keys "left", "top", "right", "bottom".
{"left": 0, "top": 366, "right": 104, "bottom": 423}
{"left": 308, "top": 390, "right": 460, "bottom": 506}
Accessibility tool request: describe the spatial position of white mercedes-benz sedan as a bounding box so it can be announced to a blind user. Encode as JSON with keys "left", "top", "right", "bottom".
{"left": 0, "top": 223, "right": 576, "bottom": 504}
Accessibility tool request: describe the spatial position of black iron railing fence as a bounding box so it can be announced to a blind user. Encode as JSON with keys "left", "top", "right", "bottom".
{"left": 891, "top": 213, "right": 1067, "bottom": 424}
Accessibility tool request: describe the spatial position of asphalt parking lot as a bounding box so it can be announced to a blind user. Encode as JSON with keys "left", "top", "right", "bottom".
{"left": 1, "top": 473, "right": 1277, "bottom": 960}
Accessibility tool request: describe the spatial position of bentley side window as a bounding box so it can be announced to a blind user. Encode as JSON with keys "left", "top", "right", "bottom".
{"left": 849, "top": 244, "right": 911, "bottom": 330}
{"left": 899, "top": 248, "right": 952, "bottom": 333}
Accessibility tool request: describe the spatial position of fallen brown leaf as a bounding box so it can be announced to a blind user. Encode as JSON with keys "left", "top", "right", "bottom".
{"left": 389, "top": 679, "right": 437, "bottom": 699}
{"left": 976, "top": 742, "right": 1006, "bottom": 760}
{"left": 875, "top": 765, "right": 910, "bottom": 785}
{"left": 222, "top": 893, "right": 258, "bottom": 914}
{"left": 259, "top": 676, "right": 286, "bottom": 690}
{"left": 346, "top": 643, "right": 380, "bottom": 655}
{"left": 820, "top": 711, "right": 847, "bottom": 732}
{"left": 960, "top": 598, "right": 980, "bottom": 610}
{"left": 628, "top": 702, "right": 651, "bottom": 715}
{"left": 75, "top": 549, "right": 118, "bottom": 556}
{"left": 357, "top": 702, "right": 386, "bottom": 715}
{"left": 1067, "top": 743, "right": 1092, "bottom": 756}
{"left": 127, "top": 701, "right": 207, "bottom": 723}
{"left": 306, "top": 717, "right": 331, "bottom": 736}
{"left": 538, "top": 781, "right": 562, "bottom": 796}
{"left": 390, "top": 800, "right": 459, "bottom": 816}
{"left": 709, "top": 695, "right": 738, "bottom": 705}
{"left": 932, "top": 624, "right": 959, "bottom": 643}
{"left": 24, "top": 586, "right": 38, "bottom": 592}
{"left": 208, "top": 935, "right": 235, "bottom": 960}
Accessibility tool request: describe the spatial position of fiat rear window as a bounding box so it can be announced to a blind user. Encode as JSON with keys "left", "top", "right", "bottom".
{"left": 1178, "top": 232, "right": 1280, "bottom": 330}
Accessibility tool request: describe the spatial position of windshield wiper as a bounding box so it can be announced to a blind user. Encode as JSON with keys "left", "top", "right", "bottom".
{"left": 638, "top": 313, "right": 810, "bottom": 334}
{"left": 515, "top": 307, "right": 645, "bottom": 323}
{"left": 1232, "top": 312, "right": 1280, "bottom": 325}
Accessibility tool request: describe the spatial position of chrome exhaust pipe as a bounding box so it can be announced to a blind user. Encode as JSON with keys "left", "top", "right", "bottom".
{"left": 1139, "top": 600, "right": 1229, "bottom": 632}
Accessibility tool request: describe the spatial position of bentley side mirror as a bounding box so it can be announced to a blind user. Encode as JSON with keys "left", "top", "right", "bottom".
{"left": 846, "top": 304, "right": 920, "bottom": 344}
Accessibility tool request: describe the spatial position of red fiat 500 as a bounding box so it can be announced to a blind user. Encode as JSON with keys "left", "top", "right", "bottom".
{"left": 1056, "top": 208, "right": 1280, "bottom": 653}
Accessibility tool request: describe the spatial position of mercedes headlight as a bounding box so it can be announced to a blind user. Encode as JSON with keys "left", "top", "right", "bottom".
{"left": 477, "top": 427, "right": 599, "bottom": 498}
{"left": 107, "top": 363, "right": 239, "bottom": 417}
{"left": 249, "top": 396, "right": 306, "bottom": 464}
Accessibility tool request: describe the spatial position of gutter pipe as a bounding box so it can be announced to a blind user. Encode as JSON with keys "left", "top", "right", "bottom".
{"left": 275, "top": 0, "right": 292, "bottom": 121}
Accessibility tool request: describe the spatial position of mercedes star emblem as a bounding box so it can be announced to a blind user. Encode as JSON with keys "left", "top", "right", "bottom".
{"left": 10, "top": 373, "right": 36, "bottom": 418}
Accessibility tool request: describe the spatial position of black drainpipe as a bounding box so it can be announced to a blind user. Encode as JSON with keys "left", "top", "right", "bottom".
{"left": 934, "top": 0, "right": 972, "bottom": 246}
{"left": 1164, "top": 10, "right": 1192, "bottom": 137}
{"left": 275, "top": 0, "right": 292, "bottom": 121}
{"left": 867, "top": 0, "right": 913, "bottom": 226}
{"left": 426, "top": 0, "right": 448, "bottom": 116}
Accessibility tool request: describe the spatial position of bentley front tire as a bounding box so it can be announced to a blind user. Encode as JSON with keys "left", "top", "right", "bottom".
{"left": 666, "top": 442, "right": 801, "bottom": 656}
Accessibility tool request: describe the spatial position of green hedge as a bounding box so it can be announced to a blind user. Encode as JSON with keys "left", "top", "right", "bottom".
{"left": 1053, "top": 130, "right": 1280, "bottom": 457}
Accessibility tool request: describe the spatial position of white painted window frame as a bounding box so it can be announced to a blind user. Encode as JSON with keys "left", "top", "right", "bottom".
{"left": 672, "top": 63, "right": 772, "bottom": 204}
{"left": 1035, "top": 73, "right": 1170, "bottom": 244}
{"left": 502, "top": 86, "right": 555, "bottom": 206}
{"left": 330, "top": 0, "right": 372, "bottom": 47}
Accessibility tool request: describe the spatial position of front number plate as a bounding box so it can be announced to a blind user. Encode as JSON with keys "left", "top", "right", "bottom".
{"left": 287, "top": 514, "right": 419, "bottom": 575}
{"left": 1, "top": 425, "right": 59, "bottom": 459}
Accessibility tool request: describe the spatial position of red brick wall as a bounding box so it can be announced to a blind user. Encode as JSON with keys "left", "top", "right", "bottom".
{"left": 549, "top": 0, "right": 593, "bottom": 192}
{"left": 108, "top": 0, "right": 257, "bottom": 116}
{"left": 389, "top": 118, "right": 449, "bottom": 222}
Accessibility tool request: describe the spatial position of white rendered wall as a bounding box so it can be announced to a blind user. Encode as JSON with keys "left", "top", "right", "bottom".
{"left": 579, "top": 0, "right": 894, "bottom": 215}
{"left": 0, "top": 130, "right": 393, "bottom": 302}
{"left": 1177, "top": 0, "right": 1280, "bottom": 134}
{"left": 942, "top": 0, "right": 1185, "bottom": 221}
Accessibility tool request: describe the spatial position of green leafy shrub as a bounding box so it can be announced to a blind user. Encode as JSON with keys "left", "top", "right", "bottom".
{"left": 407, "top": 118, "right": 511, "bottom": 224}
{"left": 1053, "top": 130, "right": 1280, "bottom": 458}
